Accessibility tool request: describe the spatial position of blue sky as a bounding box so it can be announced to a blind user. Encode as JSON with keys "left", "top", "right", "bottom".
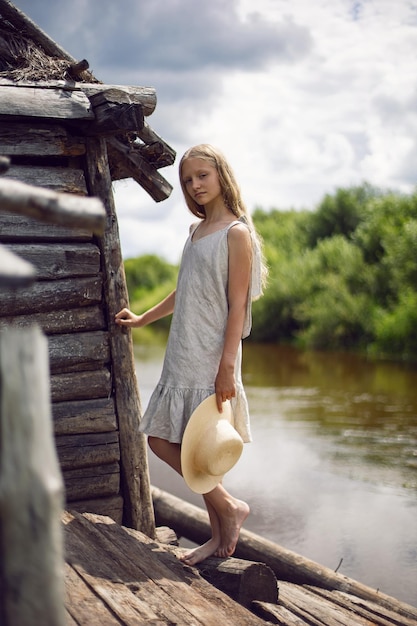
{"left": 15, "top": 0, "right": 417, "bottom": 261}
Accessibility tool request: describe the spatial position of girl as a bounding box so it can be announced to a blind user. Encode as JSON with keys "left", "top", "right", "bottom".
{"left": 115, "top": 144, "right": 267, "bottom": 565}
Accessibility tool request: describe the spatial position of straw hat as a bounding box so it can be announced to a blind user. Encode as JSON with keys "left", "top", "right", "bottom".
{"left": 181, "top": 394, "right": 244, "bottom": 494}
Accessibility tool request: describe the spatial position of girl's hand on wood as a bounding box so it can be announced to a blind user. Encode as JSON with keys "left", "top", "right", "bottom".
{"left": 114, "top": 307, "right": 143, "bottom": 328}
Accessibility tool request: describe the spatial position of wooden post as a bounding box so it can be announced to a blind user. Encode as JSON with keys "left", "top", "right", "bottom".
{"left": 0, "top": 325, "right": 66, "bottom": 626}
{"left": 84, "top": 136, "right": 155, "bottom": 536}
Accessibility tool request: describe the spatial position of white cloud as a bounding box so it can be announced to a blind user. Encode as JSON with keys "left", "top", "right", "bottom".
{"left": 14, "top": 0, "right": 417, "bottom": 260}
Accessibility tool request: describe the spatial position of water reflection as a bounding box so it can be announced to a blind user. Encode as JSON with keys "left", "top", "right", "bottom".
{"left": 135, "top": 342, "right": 417, "bottom": 607}
{"left": 243, "top": 344, "right": 417, "bottom": 491}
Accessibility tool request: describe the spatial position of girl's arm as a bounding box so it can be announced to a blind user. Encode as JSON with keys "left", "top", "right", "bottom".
{"left": 215, "top": 224, "right": 252, "bottom": 411}
{"left": 115, "top": 290, "right": 176, "bottom": 328}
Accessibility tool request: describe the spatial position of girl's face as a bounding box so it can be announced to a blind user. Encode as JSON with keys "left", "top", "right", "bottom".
{"left": 181, "top": 158, "right": 223, "bottom": 208}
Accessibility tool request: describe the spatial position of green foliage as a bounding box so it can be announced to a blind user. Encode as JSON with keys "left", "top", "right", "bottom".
{"left": 124, "top": 254, "right": 177, "bottom": 333}
{"left": 123, "top": 185, "right": 417, "bottom": 361}
{"left": 124, "top": 254, "right": 177, "bottom": 301}
{"left": 251, "top": 185, "right": 417, "bottom": 360}
{"left": 306, "top": 183, "right": 380, "bottom": 247}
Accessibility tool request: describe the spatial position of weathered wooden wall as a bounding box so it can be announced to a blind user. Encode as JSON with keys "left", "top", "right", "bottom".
{"left": 0, "top": 115, "right": 153, "bottom": 533}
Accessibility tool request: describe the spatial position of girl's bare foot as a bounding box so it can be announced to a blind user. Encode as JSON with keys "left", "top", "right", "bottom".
{"left": 179, "top": 537, "right": 220, "bottom": 566}
{"left": 215, "top": 498, "right": 250, "bottom": 558}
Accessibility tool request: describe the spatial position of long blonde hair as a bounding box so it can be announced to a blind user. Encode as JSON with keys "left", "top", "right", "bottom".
{"left": 179, "top": 144, "right": 268, "bottom": 294}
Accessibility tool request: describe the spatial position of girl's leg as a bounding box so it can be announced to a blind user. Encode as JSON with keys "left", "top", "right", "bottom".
{"left": 148, "top": 436, "right": 182, "bottom": 474}
{"left": 148, "top": 436, "right": 249, "bottom": 565}
{"left": 181, "top": 484, "right": 249, "bottom": 565}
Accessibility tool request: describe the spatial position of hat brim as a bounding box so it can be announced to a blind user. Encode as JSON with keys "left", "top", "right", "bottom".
{"left": 181, "top": 394, "right": 243, "bottom": 494}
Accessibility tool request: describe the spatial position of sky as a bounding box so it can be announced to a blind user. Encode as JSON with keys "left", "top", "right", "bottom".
{"left": 15, "top": 0, "right": 417, "bottom": 262}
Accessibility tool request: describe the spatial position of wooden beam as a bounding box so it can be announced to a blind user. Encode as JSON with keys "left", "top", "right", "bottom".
{"left": 0, "top": 177, "right": 105, "bottom": 233}
{"left": 0, "top": 85, "right": 94, "bottom": 120}
{"left": 107, "top": 136, "right": 173, "bottom": 202}
{"left": 87, "top": 88, "right": 144, "bottom": 136}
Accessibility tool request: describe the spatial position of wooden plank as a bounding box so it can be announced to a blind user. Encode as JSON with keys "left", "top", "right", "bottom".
{"left": 85, "top": 136, "right": 154, "bottom": 535}
{"left": 0, "top": 276, "right": 103, "bottom": 317}
{"left": 48, "top": 331, "right": 110, "bottom": 374}
{"left": 51, "top": 369, "right": 111, "bottom": 403}
{"left": 0, "top": 326, "right": 66, "bottom": 626}
{"left": 4, "top": 165, "right": 88, "bottom": 195}
{"left": 4, "top": 243, "right": 101, "bottom": 279}
{"left": 0, "top": 306, "right": 106, "bottom": 335}
{"left": 306, "top": 586, "right": 417, "bottom": 626}
{"left": 0, "top": 121, "right": 86, "bottom": 157}
{"left": 56, "top": 432, "right": 120, "bottom": 470}
{"left": 69, "top": 495, "right": 124, "bottom": 525}
{"left": 52, "top": 398, "right": 117, "bottom": 436}
{"left": 65, "top": 564, "right": 124, "bottom": 626}
{"left": 0, "top": 243, "right": 36, "bottom": 288}
{"left": 63, "top": 510, "right": 266, "bottom": 625}
{"left": 0, "top": 212, "right": 93, "bottom": 242}
{"left": 252, "top": 601, "right": 307, "bottom": 626}
{"left": 279, "top": 582, "right": 366, "bottom": 626}
{"left": 63, "top": 463, "right": 120, "bottom": 501}
{"left": 0, "top": 85, "right": 94, "bottom": 120}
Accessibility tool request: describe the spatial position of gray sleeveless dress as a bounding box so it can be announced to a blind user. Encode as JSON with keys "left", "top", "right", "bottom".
{"left": 139, "top": 219, "right": 262, "bottom": 444}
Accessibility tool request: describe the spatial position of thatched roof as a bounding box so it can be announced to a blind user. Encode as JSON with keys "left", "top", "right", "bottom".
{"left": 0, "top": 0, "right": 98, "bottom": 82}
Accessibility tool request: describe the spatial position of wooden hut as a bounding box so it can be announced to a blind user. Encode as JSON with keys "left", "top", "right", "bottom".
{"left": 0, "top": 0, "right": 175, "bottom": 535}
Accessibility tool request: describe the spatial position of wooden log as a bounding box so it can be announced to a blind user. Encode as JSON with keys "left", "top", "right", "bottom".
{"left": 52, "top": 397, "right": 117, "bottom": 436}
{"left": 0, "top": 325, "right": 66, "bottom": 626}
{"left": 0, "top": 177, "right": 105, "bottom": 231}
{"left": 4, "top": 243, "right": 101, "bottom": 279}
{"left": 0, "top": 306, "right": 106, "bottom": 335}
{"left": 87, "top": 88, "right": 144, "bottom": 136}
{"left": 48, "top": 331, "right": 110, "bottom": 374}
{"left": 155, "top": 526, "right": 179, "bottom": 546}
{"left": 0, "top": 79, "right": 157, "bottom": 116}
{"left": 107, "top": 135, "right": 173, "bottom": 202}
{"left": 195, "top": 556, "right": 278, "bottom": 608}
{"left": 85, "top": 136, "right": 155, "bottom": 535}
{"left": 0, "top": 85, "right": 94, "bottom": 120}
{"left": 50, "top": 368, "right": 111, "bottom": 403}
{"left": 136, "top": 120, "right": 176, "bottom": 167}
{"left": 56, "top": 432, "right": 120, "bottom": 470}
{"left": 0, "top": 212, "right": 93, "bottom": 242}
{"left": 69, "top": 495, "right": 124, "bottom": 524}
{"left": 0, "top": 276, "right": 103, "bottom": 317}
{"left": 0, "top": 243, "right": 36, "bottom": 288}
{"left": 151, "top": 486, "right": 417, "bottom": 622}
{"left": 0, "top": 121, "right": 86, "bottom": 157}
{"left": 68, "top": 59, "right": 90, "bottom": 80}
{"left": 4, "top": 165, "right": 88, "bottom": 196}
{"left": 81, "top": 83, "right": 157, "bottom": 117}
{"left": 63, "top": 462, "right": 120, "bottom": 501}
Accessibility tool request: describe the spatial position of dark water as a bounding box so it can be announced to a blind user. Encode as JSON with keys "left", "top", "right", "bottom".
{"left": 135, "top": 342, "right": 417, "bottom": 607}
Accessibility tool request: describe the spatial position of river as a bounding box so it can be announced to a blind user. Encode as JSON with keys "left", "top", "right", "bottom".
{"left": 134, "top": 341, "right": 417, "bottom": 607}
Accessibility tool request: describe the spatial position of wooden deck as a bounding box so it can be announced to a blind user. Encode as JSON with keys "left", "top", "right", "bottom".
{"left": 63, "top": 510, "right": 417, "bottom": 626}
